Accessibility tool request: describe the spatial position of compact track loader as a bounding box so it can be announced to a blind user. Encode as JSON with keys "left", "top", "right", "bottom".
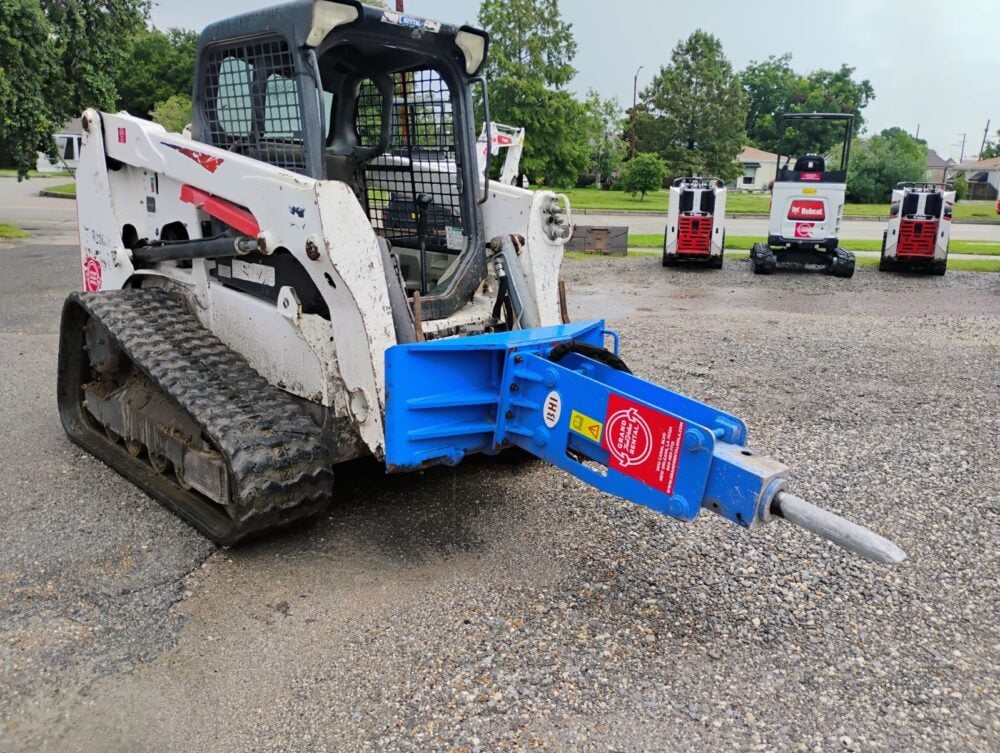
{"left": 58, "top": 1, "right": 904, "bottom": 564}
{"left": 662, "top": 177, "right": 726, "bottom": 269}
{"left": 750, "top": 113, "right": 855, "bottom": 278}
{"left": 879, "top": 182, "right": 954, "bottom": 274}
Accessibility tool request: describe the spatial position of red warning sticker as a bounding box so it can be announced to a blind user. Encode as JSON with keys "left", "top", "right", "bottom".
{"left": 793, "top": 222, "right": 814, "bottom": 239}
{"left": 83, "top": 256, "right": 102, "bottom": 292}
{"left": 602, "top": 394, "right": 685, "bottom": 494}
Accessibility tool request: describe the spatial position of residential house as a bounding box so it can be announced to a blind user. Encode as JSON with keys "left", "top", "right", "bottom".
{"left": 924, "top": 149, "right": 955, "bottom": 183}
{"left": 733, "top": 146, "right": 783, "bottom": 191}
{"left": 951, "top": 156, "right": 1000, "bottom": 200}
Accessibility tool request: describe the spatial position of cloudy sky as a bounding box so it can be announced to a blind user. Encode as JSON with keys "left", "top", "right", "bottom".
{"left": 151, "top": 0, "right": 1000, "bottom": 161}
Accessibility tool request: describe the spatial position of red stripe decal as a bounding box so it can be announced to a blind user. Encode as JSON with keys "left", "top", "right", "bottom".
{"left": 163, "top": 142, "right": 225, "bottom": 173}
{"left": 179, "top": 185, "right": 260, "bottom": 237}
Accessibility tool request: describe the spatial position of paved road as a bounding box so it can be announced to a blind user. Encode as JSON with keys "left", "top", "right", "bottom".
{"left": 1, "top": 238, "right": 998, "bottom": 752}
{"left": 0, "top": 177, "right": 79, "bottom": 244}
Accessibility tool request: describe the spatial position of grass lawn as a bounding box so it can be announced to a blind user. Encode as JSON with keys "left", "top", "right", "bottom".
{"left": 0, "top": 224, "right": 30, "bottom": 240}
{"left": 47, "top": 182, "right": 77, "bottom": 197}
{"left": 556, "top": 187, "right": 670, "bottom": 211}
{"left": 627, "top": 233, "right": 1000, "bottom": 257}
{"left": 851, "top": 255, "right": 1000, "bottom": 272}
{"left": 555, "top": 187, "right": 1000, "bottom": 222}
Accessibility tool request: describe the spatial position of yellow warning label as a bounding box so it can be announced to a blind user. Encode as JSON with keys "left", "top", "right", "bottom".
{"left": 569, "top": 410, "right": 603, "bottom": 443}
{"left": 802, "top": 187, "right": 817, "bottom": 195}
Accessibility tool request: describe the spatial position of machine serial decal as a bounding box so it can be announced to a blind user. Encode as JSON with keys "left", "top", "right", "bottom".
{"left": 569, "top": 409, "right": 603, "bottom": 443}
{"left": 232, "top": 260, "right": 276, "bottom": 288}
{"left": 602, "top": 395, "right": 684, "bottom": 494}
{"left": 162, "top": 142, "right": 225, "bottom": 173}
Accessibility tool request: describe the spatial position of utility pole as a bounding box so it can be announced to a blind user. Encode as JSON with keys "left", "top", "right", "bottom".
{"left": 979, "top": 119, "right": 991, "bottom": 160}
{"left": 631, "top": 65, "right": 644, "bottom": 159}
{"left": 915, "top": 123, "right": 920, "bottom": 140}
{"left": 958, "top": 133, "right": 967, "bottom": 164}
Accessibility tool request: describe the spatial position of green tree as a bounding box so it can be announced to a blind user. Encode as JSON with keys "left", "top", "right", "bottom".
{"left": 619, "top": 152, "right": 666, "bottom": 201}
{"left": 951, "top": 172, "right": 968, "bottom": 201}
{"left": 979, "top": 129, "right": 1000, "bottom": 160}
{"left": 582, "top": 89, "right": 625, "bottom": 187}
{"left": 741, "top": 56, "right": 874, "bottom": 156}
{"left": 42, "top": 0, "right": 150, "bottom": 125}
{"left": 151, "top": 93, "right": 192, "bottom": 134}
{"left": 0, "top": 0, "right": 62, "bottom": 175}
{"left": 478, "top": 0, "right": 589, "bottom": 185}
{"left": 479, "top": 0, "right": 576, "bottom": 87}
{"left": 847, "top": 127, "right": 927, "bottom": 203}
{"left": 740, "top": 54, "right": 798, "bottom": 152}
{"left": 115, "top": 27, "right": 198, "bottom": 118}
{"left": 0, "top": 0, "right": 149, "bottom": 177}
{"left": 635, "top": 31, "right": 746, "bottom": 181}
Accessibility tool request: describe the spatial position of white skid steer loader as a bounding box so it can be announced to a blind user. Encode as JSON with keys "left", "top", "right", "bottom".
{"left": 662, "top": 177, "right": 726, "bottom": 269}
{"left": 879, "top": 182, "right": 954, "bottom": 275}
{"left": 57, "top": 1, "right": 904, "bottom": 565}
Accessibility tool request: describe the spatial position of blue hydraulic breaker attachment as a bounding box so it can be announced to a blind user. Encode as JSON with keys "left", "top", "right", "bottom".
{"left": 384, "top": 321, "right": 906, "bottom": 564}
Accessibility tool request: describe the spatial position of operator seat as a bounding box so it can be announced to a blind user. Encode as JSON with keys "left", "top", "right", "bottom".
{"left": 324, "top": 71, "right": 394, "bottom": 196}
{"left": 794, "top": 155, "right": 825, "bottom": 173}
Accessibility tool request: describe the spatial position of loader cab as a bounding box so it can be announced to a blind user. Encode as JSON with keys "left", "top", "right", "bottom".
{"left": 192, "top": 0, "right": 489, "bottom": 320}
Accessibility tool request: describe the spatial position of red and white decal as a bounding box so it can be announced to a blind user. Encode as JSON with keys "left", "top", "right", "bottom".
{"left": 793, "top": 222, "right": 814, "bottom": 239}
{"left": 83, "top": 256, "right": 102, "bottom": 292}
{"left": 787, "top": 200, "right": 825, "bottom": 221}
{"left": 179, "top": 185, "right": 260, "bottom": 237}
{"left": 800, "top": 172, "right": 822, "bottom": 181}
{"left": 162, "top": 142, "right": 225, "bottom": 173}
{"left": 602, "top": 394, "right": 685, "bottom": 494}
{"left": 117, "top": 127, "right": 127, "bottom": 144}
{"left": 494, "top": 134, "right": 513, "bottom": 146}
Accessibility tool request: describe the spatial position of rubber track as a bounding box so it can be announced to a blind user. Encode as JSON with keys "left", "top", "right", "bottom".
{"left": 70, "top": 289, "right": 333, "bottom": 542}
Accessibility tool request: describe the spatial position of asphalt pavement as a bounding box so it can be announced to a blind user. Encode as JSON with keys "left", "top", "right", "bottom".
{"left": 1, "top": 234, "right": 997, "bottom": 752}
{"left": 0, "top": 177, "right": 79, "bottom": 244}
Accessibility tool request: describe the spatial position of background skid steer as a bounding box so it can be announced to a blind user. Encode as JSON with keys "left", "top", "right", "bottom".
{"left": 58, "top": 0, "right": 903, "bottom": 564}
{"left": 662, "top": 178, "right": 726, "bottom": 269}
{"left": 879, "top": 182, "right": 954, "bottom": 275}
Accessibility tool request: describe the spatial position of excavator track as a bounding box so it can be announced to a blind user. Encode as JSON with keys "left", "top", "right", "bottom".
{"left": 57, "top": 288, "right": 334, "bottom": 544}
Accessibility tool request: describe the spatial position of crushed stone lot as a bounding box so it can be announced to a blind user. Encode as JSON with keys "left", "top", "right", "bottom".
{"left": 1, "top": 246, "right": 998, "bottom": 753}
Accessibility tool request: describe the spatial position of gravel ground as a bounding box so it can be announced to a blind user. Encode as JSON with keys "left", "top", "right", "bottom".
{"left": 1, "top": 246, "right": 998, "bottom": 752}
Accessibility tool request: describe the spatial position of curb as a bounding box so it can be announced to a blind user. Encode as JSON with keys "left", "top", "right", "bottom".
{"left": 39, "top": 190, "right": 76, "bottom": 200}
